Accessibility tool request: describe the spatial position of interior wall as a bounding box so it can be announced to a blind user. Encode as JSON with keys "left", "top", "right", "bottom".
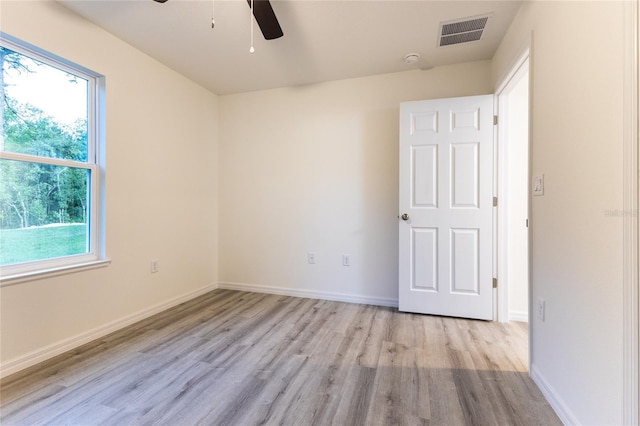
{"left": 0, "top": 1, "right": 219, "bottom": 370}
{"left": 218, "top": 63, "right": 492, "bottom": 304}
{"left": 492, "top": 1, "right": 624, "bottom": 424}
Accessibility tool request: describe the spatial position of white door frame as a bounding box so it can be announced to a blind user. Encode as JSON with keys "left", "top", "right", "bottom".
{"left": 623, "top": 0, "right": 639, "bottom": 423}
{"left": 495, "top": 49, "right": 530, "bottom": 325}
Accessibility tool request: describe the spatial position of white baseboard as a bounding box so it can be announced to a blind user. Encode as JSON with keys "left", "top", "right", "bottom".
{"left": 509, "top": 310, "right": 529, "bottom": 323}
{"left": 530, "top": 362, "right": 580, "bottom": 425}
{"left": 218, "top": 281, "right": 399, "bottom": 308}
{"left": 0, "top": 282, "right": 219, "bottom": 379}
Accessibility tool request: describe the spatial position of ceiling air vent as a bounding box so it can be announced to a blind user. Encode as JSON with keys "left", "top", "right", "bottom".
{"left": 438, "top": 15, "right": 491, "bottom": 47}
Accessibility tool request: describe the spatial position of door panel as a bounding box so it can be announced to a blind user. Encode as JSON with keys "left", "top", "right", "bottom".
{"left": 451, "top": 228, "right": 479, "bottom": 294}
{"left": 412, "top": 227, "right": 438, "bottom": 291}
{"left": 399, "top": 95, "right": 494, "bottom": 320}
{"left": 412, "top": 145, "right": 438, "bottom": 208}
{"left": 451, "top": 142, "right": 479, "bottom": 208}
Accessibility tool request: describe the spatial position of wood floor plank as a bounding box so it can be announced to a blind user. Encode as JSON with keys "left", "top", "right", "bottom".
{"left": 1, "top": 289, "right": 561, "bottom": 426}
{"left": 250, "top": 329, "right": 346, "bottom": 425}
{"left": 232, "top": 355, "right": 310, "bottom": 425}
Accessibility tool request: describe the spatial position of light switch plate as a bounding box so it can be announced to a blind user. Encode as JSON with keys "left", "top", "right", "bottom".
{"left": 533, "top": 174, "right": 544, "bottom": 196}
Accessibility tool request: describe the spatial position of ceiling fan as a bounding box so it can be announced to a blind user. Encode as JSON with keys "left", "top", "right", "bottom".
{"left": 152, "top": 0, "right": 284, "bottom": 40}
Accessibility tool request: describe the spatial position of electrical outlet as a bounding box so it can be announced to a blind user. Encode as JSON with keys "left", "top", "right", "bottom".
{"left": 537, "top": 298, "right": 545, "bottom": 321}
{"left": 151, "top": 260, "right": 159, "bottom": 274}
{"left": 307, "top": 252, "right": 316, "bottom": 264}
{"left": 342, "top": 254, "right": 351, "bottom": 266}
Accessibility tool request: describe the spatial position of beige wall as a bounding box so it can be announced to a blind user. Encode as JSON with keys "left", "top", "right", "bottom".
{"left": 493, "top": 1, "right": 625, "bottom": 424}
{"left": 0, "top": 1, "right": 219, "bottom": 369}
{"left": 219, "top": 63, "right": 492, "bottom": 304}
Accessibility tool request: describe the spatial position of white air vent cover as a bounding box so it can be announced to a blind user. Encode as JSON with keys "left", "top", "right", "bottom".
{"left": 438, "top": 14, "right": 491, "bottom": 47}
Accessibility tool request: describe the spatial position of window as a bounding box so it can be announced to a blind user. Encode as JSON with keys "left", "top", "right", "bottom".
{"left": 0, "top": 34, "right": 106, "bottom": 281}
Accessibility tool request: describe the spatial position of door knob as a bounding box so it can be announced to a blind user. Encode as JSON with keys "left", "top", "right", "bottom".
{"left": 401, "top": 213, "right": 410, "bottom": 221}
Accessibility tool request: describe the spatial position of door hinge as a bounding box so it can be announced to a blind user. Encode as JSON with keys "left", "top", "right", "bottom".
{"left": 493, "top": 196, "right": 498, "bottom": 207}
{"left": 526, "top": 218, "right": 529, "bottom": 227}
{"left": 493, "top": 115, "right": 498, "bottom": 125}
{"left": 493, "top": 278, "right": 498, "bottom": 288}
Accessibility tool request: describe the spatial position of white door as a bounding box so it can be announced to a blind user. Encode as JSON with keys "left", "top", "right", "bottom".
{"left": 399, "top": 95, "right": 494, "bottom": 320}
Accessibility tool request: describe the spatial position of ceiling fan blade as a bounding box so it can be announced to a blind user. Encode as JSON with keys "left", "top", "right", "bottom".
{"left": 247, "top": 0, "right": 283, "bottom": 40}
{"left": 151, "top": 0, "right": 283, "bottom": 40}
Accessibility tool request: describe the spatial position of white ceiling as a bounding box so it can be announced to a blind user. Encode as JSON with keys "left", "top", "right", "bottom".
{"left": 58, "top": 0, "right": 523, "bottom": 95}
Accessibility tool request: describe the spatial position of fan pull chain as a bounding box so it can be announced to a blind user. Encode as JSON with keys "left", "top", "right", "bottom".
{"left": 211, "top": 0, "right": 215, "bottom": 28}
{"left": 249, "top": 0, "right": 255, "bottom": 53}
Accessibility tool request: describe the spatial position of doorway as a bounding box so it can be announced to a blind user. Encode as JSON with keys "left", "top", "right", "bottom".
{"left": 397, "top": 52, "right": 531, "bottom": 325}
{"left": 496, "top": 51, "right": 531, "bottom": 325}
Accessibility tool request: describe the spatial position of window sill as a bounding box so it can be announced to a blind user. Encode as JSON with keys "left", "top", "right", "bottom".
{"left": 0, "top": 259, "right": 111, "bottom": 287}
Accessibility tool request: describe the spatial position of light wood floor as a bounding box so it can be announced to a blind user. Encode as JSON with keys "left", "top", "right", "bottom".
{"left": 1, "top": 289, "right": 560, "bottom": 425}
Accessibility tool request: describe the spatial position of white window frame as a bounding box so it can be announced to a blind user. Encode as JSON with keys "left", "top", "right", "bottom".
{"left": 0, "top": 33, "right": 108, "bottom": 285}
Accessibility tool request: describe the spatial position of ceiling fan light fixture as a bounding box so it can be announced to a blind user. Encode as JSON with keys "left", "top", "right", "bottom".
{"left": 403, "top": 53, "right": 420, "bottom": 65}
{"left": 211, "top": 0, "right": 215, "bottom": 28}
{"left": 249, "top": 0, "right": 255, "bottom": 53}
